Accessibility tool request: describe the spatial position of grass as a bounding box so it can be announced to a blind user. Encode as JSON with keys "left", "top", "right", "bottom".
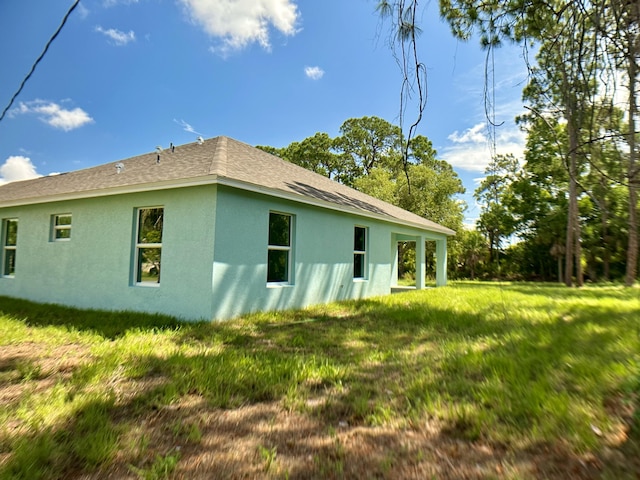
{"left": 0, "top": 281, "right": 639, "bottom": 479}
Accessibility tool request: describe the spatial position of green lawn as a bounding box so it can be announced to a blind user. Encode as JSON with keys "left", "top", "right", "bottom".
{"left": 0, "top": 282, "right": 639, "bottom": 479}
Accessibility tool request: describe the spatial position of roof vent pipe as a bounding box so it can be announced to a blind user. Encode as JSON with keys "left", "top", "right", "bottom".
{"left": 197, "top": 136, "right": 204, "bottom": 145}
{"left": 115, "top": 162, "right": 124, "bottom": 174}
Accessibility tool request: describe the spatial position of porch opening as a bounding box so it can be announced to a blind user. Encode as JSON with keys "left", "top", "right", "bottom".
{"left": 390, "top": 234, "right": 447, "bottom": 292}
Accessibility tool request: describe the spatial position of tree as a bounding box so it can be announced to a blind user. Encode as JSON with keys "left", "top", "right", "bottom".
{"left": 352, "top": 132, "right": 465, "bottom": 232}
{"left": 457, "top": 229, "right": 487, "bottom": 280}
{"left": 511, "top": 116, "right": 569, "bottom": 281}
{"left": 509, "top": 95, "right": 636, "bottom": 282}
{"left": 334, "top": 116, "right": 403, "bottom": 178}
{"left": 600, "top": 0, "right": 640, "bottom": 285}
{"left": 438, "top": 1, "right": 606, "bottom": 286}
{"left": 531, "top": 4, "right": 601, "bottom": 287}
{"left": 474, "top": 154, "right": 519, "bottom": 263}
{"left": 581, "top": 104, "right": 628, "bottom": 281}
{"left": 257, "top": 133, "right": 350, "bottom": 182}
{"left": 352, "top": 168, "right": 397, "bottom": 204}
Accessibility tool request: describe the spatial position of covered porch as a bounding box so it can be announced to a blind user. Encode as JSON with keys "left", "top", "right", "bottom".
{"left": 390, "top": 232, "right": 448, "bottom": 291}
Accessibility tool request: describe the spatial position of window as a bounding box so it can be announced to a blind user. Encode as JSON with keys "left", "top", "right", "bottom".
{"left": 134, "top": 207, "right": 163, "bottom": 285}
{"left": 267, "top": 212, "right": 292, "bottom": 283}
{"left": 354, "top": 226, "right": 367, "bottom": 279}
{"left": 51, "top": 214, "right": 72, "bottom": 240}
{"left": 3, "top": 219, "right": 18, "bottom": 277}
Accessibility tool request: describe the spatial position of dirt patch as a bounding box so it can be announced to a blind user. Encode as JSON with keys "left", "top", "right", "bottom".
{"left": 0, "top": 343, "right": 93, "bottom": 411}
{"left": 79, "top": 395, "right": 609, "bottom": 480}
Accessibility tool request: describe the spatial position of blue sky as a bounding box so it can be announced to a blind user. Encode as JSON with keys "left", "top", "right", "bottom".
{"left": 0, "top": 0, "right": 529, "bottom": 226}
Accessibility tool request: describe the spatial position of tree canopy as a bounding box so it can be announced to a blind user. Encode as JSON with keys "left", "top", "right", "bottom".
{"left": 378, "top": 0, "right": 639, "bottom": 284}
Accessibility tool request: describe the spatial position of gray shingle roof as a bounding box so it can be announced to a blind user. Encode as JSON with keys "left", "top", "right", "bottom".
{"left": 0, "top": 136, "right": 455, "bottom": 235}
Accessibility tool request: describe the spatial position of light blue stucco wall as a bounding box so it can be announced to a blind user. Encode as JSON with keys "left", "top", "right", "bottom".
{"left": 0, "top": 186, "right": 217, "bottom": 320}
{"left": 0, "top": 183, "right": 448, "bottom": 321}
{"left": 209, "top": 186, "right": 440, "bottom": 320}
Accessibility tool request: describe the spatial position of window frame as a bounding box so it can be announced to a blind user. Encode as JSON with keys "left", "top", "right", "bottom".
{"left": 267, "top": 211, "right": 294, "bottom": 285}
{"left": 353, "top": 225, "right": 368, "bottom": 280}
{"left": 2, "top": 218, "right": 18, "bottom": 278}
{"left": 133, "top": 207, "right": 164, "bottom": 287}
{"left": 51, "top": 213, "right": 72, "bottom": 241}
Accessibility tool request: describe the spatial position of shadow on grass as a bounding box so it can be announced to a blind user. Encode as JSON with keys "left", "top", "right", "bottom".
{"left": 1, "top": 284, "right": 639, "bottom": 478}
{"left": 0, "top": 295, "right": 184, "bottom": 339}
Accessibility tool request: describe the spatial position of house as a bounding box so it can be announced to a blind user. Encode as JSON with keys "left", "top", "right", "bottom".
{"left": 0, "top": 136, "right": 454, "bottom": 321}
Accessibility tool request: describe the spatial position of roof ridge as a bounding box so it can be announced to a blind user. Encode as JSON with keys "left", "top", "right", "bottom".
{"left": 209, "top": 136, "right": 228, "bottom": 176}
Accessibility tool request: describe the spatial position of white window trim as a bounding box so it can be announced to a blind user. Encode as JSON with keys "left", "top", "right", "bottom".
{"left": 354, "top": 225, "right": 368, "bottom": 281}
{"left": 267, "top": 211, "right": 294, "bottom": 285}
{"left": 2, "top": 218, "right": 18, "bottom": 278}
{"left": 267, "top": 245, "right": 292, "bottom": 287}
{"left": 51, "top": 214, "right": 72, "bottom": 241}
{"left": 134, "top": 207, "right": 163, "bottom": 287}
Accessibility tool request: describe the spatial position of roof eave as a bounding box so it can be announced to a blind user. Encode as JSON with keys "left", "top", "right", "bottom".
{"left": 0, "top": 175, "right": 456, "bottom": 236}
{"left": 0, "top": 175, "right": 220, "bottom": 208}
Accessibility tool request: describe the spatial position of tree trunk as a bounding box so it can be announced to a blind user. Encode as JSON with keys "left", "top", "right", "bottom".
{"left": 602, "top": 207, "right": 611, "bottom": 281}
{"left": 558, "top": 255, "right": 563, "bottom": 283}
{"left": 575, "top": 214, "right": 584, "bottom": 286}
{"left": 488, "top": 232, "right": 496, "bottom": 265}
{"left": 628, "top": 183, "right": 639, "bottom": 285}
{"left": 625, "top": 38, "right": 638, "bottom": 286}
{"left": 565, "top": 119, "right": 580, "bottom": 287}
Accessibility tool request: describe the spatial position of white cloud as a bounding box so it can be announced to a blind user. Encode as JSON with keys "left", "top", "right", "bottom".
{"left": 173, "top": 118, "right": 203, "bottom": 136}
{"left": 448, "top": 122, "right": 487, "bottom": 144}
{"left": 77, "top": 3, "right": 90, "bottom": 19}
{"left": 11, "top": 100, "right": 94, "bottom": 131}
{"left": 304, "top": 66, "right": 324, "bottom": 80}
{"left": 95, "top": 26, "right": 136, "bottom": 45}
{"left": 0, "top": 156, "right": 41, "bottom": 185}
{"left": 178, "top": 0, "right": 300, "bottom": 55}
{"left": 441, "top": 122, "right": 526, "bottom": 173}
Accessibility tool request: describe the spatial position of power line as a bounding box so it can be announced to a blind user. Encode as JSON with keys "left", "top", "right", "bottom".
{"left": 0, "top": 0, "right": 80, "bottom": 123}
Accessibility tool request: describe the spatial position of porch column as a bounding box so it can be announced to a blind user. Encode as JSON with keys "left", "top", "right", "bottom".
{"left": 390, "top": 235, "right": 399, "bottom": 287}
{"left": 436, "top": 237, "right": 447, "bottom": 287}
{"left": 416, "top": 236, "right": 426, "bottom": 290}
